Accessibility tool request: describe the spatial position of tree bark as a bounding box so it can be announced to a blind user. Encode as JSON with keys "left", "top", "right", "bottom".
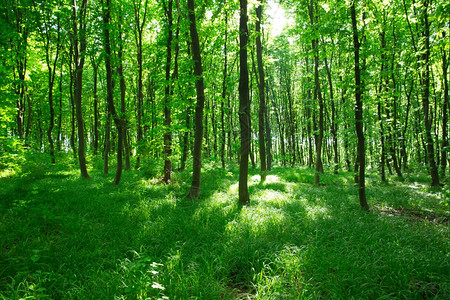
{"left": 420, "top": 0, "right": 440, "bottom": 186}
{"left": 68, "top": 46, "right": 77, "bottom": 159}
{"left": 91, "top": 57, "right": 99, "bottom": 156}
{"left": 255, "top": 2, "right": 267, "bottom": 182}
{"left": 187, "top": 0, "right": 206, "bottom": 198}
{"left": 309, "top": 0, "right": 323, "bottom": 185}
{"left": 351, "top": 1, "right": 369, "bottom": 210}
{"left": 56, "top": 61, "right": 63, "bottom": 152}
{"left": 221, "top": 12, "right": 228, "bottom": 169}
{"left": 440, "top": 31, "right": 449, "bottom": 177}
{"left": 102, "top": 0, "right": 124, "bottom": 185}
{"left": 239, "top": 0, "right": 250, "bottom": 205}
{"left": 163, "top": 0, "right": 173, "bottom": 183}
{"left": 132, "top": 0, "right": 148, "bottom": 170}
{"left": 324, "top": 53, "right": 338, "bottom": 174}
{"left": 265, "top": 84, "right": 273, "bottom": 171}
{"left": 117, "top": 10, "right": 129, "bottom": 172}
{"left": 71, "top": 0, "right": 89, "bottom": 179}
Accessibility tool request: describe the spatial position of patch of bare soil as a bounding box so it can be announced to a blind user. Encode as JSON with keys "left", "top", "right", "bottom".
{"left": 378, "top": 206, "right": 449, "bottom": 225}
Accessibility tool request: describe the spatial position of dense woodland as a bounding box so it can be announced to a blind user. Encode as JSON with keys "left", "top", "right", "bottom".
{"left": 1, "top": 0, "right": 449, "bottom": 202}
{"left": 1, "top": 0, "right": 449, "bottom": 298}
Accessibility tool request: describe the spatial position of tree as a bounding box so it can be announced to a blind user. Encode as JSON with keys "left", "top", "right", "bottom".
{"left": 187, "top": 0, "right": 206, "bottom": 198}
{"left": 255, "top": 0, "right": 267, "bottom": 183}
{"left": 419, "top": 0, "right": 440, "bottom": 186}
{"left": 35, "top": 0, "right": 66, "bottom": 164}
{"left": 101, "top": 0, "right": 126, "bottom": 185}
{"left": 132, "top": 0, "right": 149, "bottom": 170}
{"left": 239, "top": 0, "right": 250, "bottom": 205}
{"left": 350, "top": 0, "right": 369, "bottom": 210}
{"left": 71, "top": 0, "right": 89, "bottom": 179}
{"left": 441, "top": 31, "right": 449, "bottom": 177}
{"left": 163, "top": 0, "right": 174, "bottom": 184}
{"left": 309, "top": 0, "right": 324, "bottom": 185}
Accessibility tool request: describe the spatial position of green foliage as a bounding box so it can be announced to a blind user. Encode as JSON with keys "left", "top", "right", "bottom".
{"left": 1, "top": 160, "right": 448, "bottom": 299}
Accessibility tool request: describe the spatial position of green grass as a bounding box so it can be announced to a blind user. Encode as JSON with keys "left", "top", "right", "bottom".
{"left": 0, "top": 157, "right": 449, "bottom": 299}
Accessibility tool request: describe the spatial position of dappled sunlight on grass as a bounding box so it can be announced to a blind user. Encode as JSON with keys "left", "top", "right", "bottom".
{"left": 253, "top": 188, "right": 290, "bottom": 204}
{"left": 226, "top": 205, "right": 288, "bottom": 239}
{"left": 305, "top": 203, "right": 330, "bottom": 221}
{"left": 1, "top": 162, "right": 448, "bottom": 299}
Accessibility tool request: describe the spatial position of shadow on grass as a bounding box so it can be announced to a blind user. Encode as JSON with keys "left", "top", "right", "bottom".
{"left": 0, "top": 164, "right": 448, "bottom": 299}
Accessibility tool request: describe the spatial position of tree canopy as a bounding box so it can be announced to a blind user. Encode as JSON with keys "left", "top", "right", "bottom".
{"left": 0, "top": 0, "right": 449, "bottom": 202}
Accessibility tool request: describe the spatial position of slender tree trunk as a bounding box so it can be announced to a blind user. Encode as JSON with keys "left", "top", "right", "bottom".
{"left": 180, "top": 109, "right": 190, "bottom": 171}
{"left": 401, "top": 78, "right": 412, "bottom": 170}
{"left": 221, "top": 12, "right": 228, "bottom": 169}
{"left": 187, "top": 0, "right": 206, "bottom": 198}
{"left": 179, "top": 38, "right": 191, "bottom": 172}
{"left": 305, "top": 56, "right": 314, "bottom": 168}
{"left": 420, "top": 0, "right": 440, "bottom": 186}
{"left": 441, "top": 31, "right": 449, "bottom": 177}
{"left": 42, "top": 23, "right": 60, "bottom": 164}
{"left": 102, "top": 0, "right": 124, "bottom": 185}
{"left": 255, "top": 2, "right": 267, "bottom": 182}
{"left": 11, "top": 3, "right": 28, "bottom": 141}
{"left": 287, "top": 84, "right": 297, "bottom": 166}
{"left": 265, "top": 85, "right": 273, "bottom": 171}
{"left": 104, "top": 104, "right": 111, "bottom": 174}
{"left": 72, "top": 0, "right": 89, "bottom": 179}
{"left": 91, "top": 57, "right": 99, "bottom": 156}
{"left": 163, "top": 0, "right": 174, "bottom": 183}
{"left": 56, "top": 62, "right": 63, "bottom": 152}
{"left": 377, "top": 101, "right": 387, "bottom": 182}
{"left": 376, "top": 32, "right": 387, "bottom": 181}
{"left": 351, "top": 1, "right": 369, "bottom": 210}
{"left": 68, "top": 48, "right": 77, "bottom": 159}
{"left": 310, "top": 0, "right": 323, "bottom": 184}
{"left": 132, "top": 0, "right": 148, "bottom": 170}
{"left": 117, "top": 11, "right": 129, "bottom": 172}
{"left": 239, "top": 0, "right": 250, "bottom": 204}
{"left": 46, "top": 63, "right": 56, "bottom": 164}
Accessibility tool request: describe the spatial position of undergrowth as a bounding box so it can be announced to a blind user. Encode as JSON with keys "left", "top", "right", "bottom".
{"left": 0, "top": 155, "right": 448, "bottom": 299}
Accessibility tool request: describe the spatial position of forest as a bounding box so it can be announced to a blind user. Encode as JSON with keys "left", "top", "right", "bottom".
{"left": 0, "top": 0, "right": 449, "bottom": 298}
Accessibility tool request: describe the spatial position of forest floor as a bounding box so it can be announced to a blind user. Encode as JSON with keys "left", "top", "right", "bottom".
{"left": 0, "top": 154, "right": 449, "bottom": 299}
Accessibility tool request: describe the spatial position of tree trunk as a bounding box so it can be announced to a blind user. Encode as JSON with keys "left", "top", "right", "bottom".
{"left": 420, "top": 0, "right": 440, "bottom": 186}
{"left": 46, "top": 62, "right": 56, "bottom": 163}
{"left": 68, "top": 48, "right": 77, "bottom": 159}
{"left": 351, "top": 1, "right": 369, "bottom": 210}
{"left": 221, "top": 12, "right": 228, "bottom": 169}
{"left": 309, "top": 0, "right": 323, "bottom": 185}
{"left": 132, "top": 0, "right": 148, "bottom": 170}
{"left": 91, "top": 57, "right": 99, "bottom": 156}
{"left": 255, "top": 2, "right": 267, "bottom": 182}
{"left": 56, "top": 62, "right": 63, "bottom": 152}
{"left": 187, "top": 0, "right": 206, "bottom": 198}
{"left": 401, "top": 78, "right": 413, "bottom": 170}
{"left": 42, "top": 24, "right": 60, "bottom": 164}
{"left": 163, "top": 0, "right": 173, "bottom": 183}
{"left": 101, "top": 0, "right": 124, "bottom": 185}
{"left": 72, "top": 0, "right": 89, "bottom": 179}
{"left": 265, "top": 85, "right": 273, "bottom": 171}
{"left": 305, "top": 56, "right": 314, "bottom": 168}
{"left": 239, "top": 0, "right": 250, "bottom": 205}
{"left": 440, "top": 31, "right": 449, "bottom": 177}
{"left": 324, "top": 54, "right": 338, "bottom": 174}
{"left": 377, "top": 101, "right": 387, "bottom": 182}
{"left": 117, "top": 11, "right": 129, "bottom": 172}
{"left": 104, "top": 105, "right": 111, "bottom": 174}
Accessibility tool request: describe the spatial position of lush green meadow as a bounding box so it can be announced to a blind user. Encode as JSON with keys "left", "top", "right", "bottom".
{"left": 1, "top": 154, "right": 449, "bottom": 299}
